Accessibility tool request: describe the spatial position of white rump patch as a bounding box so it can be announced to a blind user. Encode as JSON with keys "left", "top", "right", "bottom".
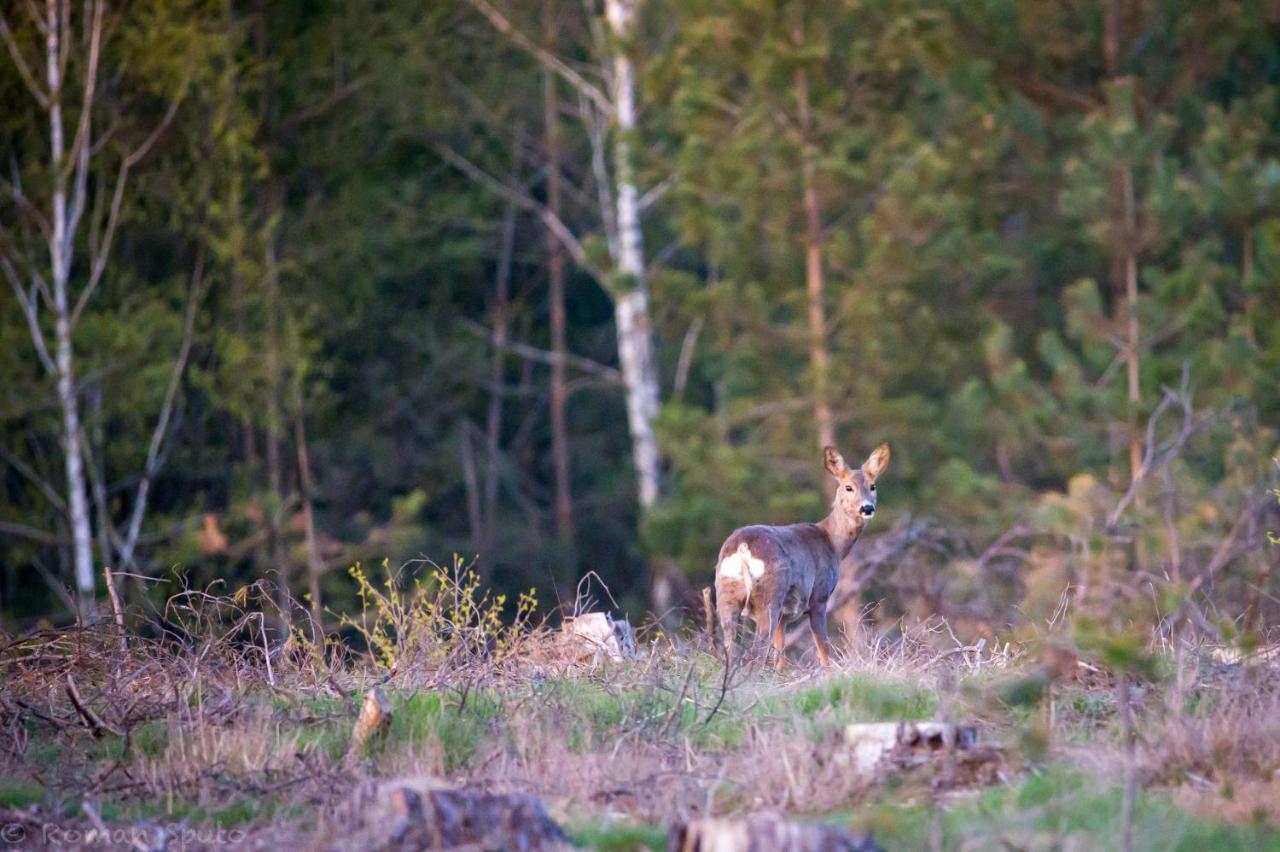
{"left": 718, "top": 543, "right": 767, "bottom": 607}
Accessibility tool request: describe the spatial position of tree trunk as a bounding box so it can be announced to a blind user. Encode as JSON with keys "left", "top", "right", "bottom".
{"left": 45, "top": 2, "right": 96, "bottom": 619}
{"left": 482, "top": 188, "right": 518, "bottom": 579}
{"left": 1104, "top": 0, "right": 1142, "bottom": 486}
{"left": 294, "top": 411, "right": 324, "bottom": 622}
{"left": 1120, "top": 164, "right": 1141, "bottom": 484}
{"left": 257, "top": 1, "right": 290, "bottom": 621}
{"left": 605, "top": 0, "right": 661, "bottom": 511}
{"left": 544, "top": 0, "right": 575, "bottom": 549}
{"left": 795, "top": 59, "right": 837, "bottom": 456}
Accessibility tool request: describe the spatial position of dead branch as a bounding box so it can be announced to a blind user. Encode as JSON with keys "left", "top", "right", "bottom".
{"left": 117, "top": 250, "right": 205, "bottom": 569}
{"left": 464, "top": 0, "right": 613, "bottom": 117}
{"left": 102, "top": 565, "right": 127, "bottom": 654}
{"left": 1107, "top": 366, "right": 1202, "bottom": 529}
{"left": 70, "top": 65, "right": 190, "bottom": 328}
{"left": 0, "top": 11, "right": 50, "bottom": 108}
{"left": 460, "top": 319, "right": 622, "bottom": 383}
{"left": 65, "top": 674, "right": 122, "bottom": 738}
{"left": 434, "top": 142, "right": 604, "bottom": 280}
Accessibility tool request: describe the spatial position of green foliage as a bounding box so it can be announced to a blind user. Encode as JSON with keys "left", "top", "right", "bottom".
{"left": 336, "top": 557, "right": 539, "bottom": 673}
{"left": 1, "top": 0, "right": 1277, "bottom": 629}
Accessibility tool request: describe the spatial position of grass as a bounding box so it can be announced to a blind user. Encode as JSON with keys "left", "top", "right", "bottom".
{"left": 386, "top": 688, "right": 501, "bottom": 771}
{"left": 849, "top": 765, "right": 1280, "bottom": 851}
{"left": 790, "top": 672, "right": 937, "bottom": 722}
{"left": 2, "top": 604, "right": 1278, "bottom": 850}
{"left": 569, "top": 821, "right": 667, "bottom": 851}
{"left": 0, "top": 778, "right": 45, "bottom": 810}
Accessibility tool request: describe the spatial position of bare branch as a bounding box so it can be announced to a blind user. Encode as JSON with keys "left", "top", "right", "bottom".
{"left": 71, "top": 72, "right": 188, "bottom": 327}
{"left": 464, "top": 0, "right": 613, "bottom": 117}
{"left": 0, "top": 11, "right": 51, "bottom": 108}
{"left": 672, "top": 315, "right": 703, "bottom": 399}
{"left": 1177, "top": 491, "right": 1275, "bottom": 609}
{"left": 20, "top": 1, "right": 47, "bottom": 35}
{"left": 1, "top": 167, "right": 53, "bottom": 239}
{"left": 1, "top": 252, "right": 56, "bottom": 373}
{"left": 582, "top": 91, "right": 619, "bottom": 261}
{"left": 460, "top": 319, "right": 622, "bottom": 384}
{"left": 63, "top": 0, "right": 105, "bottom": 241}
{"left": 0, "top": 441, "right": 66, "bottom": 511}
{"left": 0, "top": 519, "right": 60, "bottom": 545}
{"left": 278, "top": 75, "right": 371, "bottom": 133}
{"left": 117, "top": 252, "right": 205, "bottom": 568}
{"left": 434, "top": 142, "right": 601, "bottom": 277}
{"left": 1106, "top": 366, "right": 1201, "bottom": 529}
{"left": 65, "top": 674, "right": 122, "bottom": 737}
{"left": 638, "top": 175, "right": 673, "bottom": 213}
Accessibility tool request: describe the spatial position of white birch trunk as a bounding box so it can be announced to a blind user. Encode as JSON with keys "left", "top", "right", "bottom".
{"left": 45, "top": 1, "right": 97, "bottom": 616}
{"left": 605, "top": 0, "right": 661, "bottom": 510}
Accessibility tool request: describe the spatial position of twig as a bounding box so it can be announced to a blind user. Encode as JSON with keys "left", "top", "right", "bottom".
{"left": 660, "top": 657, "right": 698, "bottom": 738}
{"left": 464, "top": 0, "right": 613, "bottom": 116}
{"left": 460, "top": 319, "right": 622, "bottom": 383}
{"left": 103, "top": 566, "right": 127, "bottom": 654}
{"left": 65, "top": 674, "right": 122, "bottom": 738}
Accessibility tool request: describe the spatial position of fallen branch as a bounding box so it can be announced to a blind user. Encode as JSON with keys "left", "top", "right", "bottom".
{"left": 65, "top": 674, "right": 122, "bottom": 738}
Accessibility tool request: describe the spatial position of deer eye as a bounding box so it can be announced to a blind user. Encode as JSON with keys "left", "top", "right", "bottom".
{"left": 869, "top": 483, "right": 876, "bottom": 491}
{"left": 844, "top": 485, "right": 853, "bottom": 492}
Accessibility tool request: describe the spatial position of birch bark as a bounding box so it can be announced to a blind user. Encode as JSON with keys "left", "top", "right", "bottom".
{"left": 605, "top": 0, "right": 661, "bottom": 510}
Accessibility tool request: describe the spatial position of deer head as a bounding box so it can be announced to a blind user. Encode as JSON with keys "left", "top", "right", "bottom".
{"left": 823, "top": 443, "right": 890, "bottom": 524}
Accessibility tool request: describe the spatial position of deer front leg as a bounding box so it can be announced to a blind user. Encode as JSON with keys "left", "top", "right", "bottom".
{"left": 809, "top": 607, "right": 832, "bottom": 669}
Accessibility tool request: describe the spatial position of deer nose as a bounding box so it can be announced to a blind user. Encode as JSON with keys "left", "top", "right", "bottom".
{"left": 860, "top": 503, "right": 875, "bottom": 517}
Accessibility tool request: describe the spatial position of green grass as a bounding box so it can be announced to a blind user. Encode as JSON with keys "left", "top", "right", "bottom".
{"left": 569, "top": 821, "right": 667, "bottom": 851}
{"left": 0, "top": 778, "right": 45, "bottom": 809}
{"left": 387, "top": 689, "right": 500, "bottom": 770}
{"left": 786, "top": 673, "right": 937, "bottom": 725}
{"left": 847, "top": 765, "right": 1280, "bottom": 851}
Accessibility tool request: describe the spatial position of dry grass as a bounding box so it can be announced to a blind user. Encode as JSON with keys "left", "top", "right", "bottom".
{"left": 1, "top": 572, "right": 1278, "bottom": 849}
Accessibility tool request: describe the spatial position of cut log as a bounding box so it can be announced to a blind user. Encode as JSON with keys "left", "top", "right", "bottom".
{"left": 839, "top": 721, "right": 977, "bottom": 774}
{"left": 561, "top": 612, "right": 638, "bottom": 662}
{"left": 669, "top": 817, "right": 881, "bottom": 852}
{"left": 350, "top": 688, "right": 393, "bottom": 752}
{"left": 325, "top": 778, "right": 572, "bottom": 851}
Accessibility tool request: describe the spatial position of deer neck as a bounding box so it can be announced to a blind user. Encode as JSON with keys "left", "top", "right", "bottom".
{"left": 818, "top": 508, "right": 863, "bottom": 560}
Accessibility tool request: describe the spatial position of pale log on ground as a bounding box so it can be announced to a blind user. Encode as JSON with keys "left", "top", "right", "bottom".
{"left": 561, "top": 611, "right": 638, "bottom": 662}
{"left": 669, "top": 817, "right": 881, "bottom": 852}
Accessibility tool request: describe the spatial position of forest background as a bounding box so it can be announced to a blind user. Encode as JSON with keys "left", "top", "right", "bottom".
{"left": 2, "top": 0, "right": 1277, "bottom": 639}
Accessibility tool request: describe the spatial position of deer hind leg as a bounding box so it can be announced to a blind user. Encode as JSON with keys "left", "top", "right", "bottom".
{"left": 716, "top": 598, "right": 741, "bottom": 664}
{"left": 769, "top": 607, "right": 786, "bottom": 671}
{"left": 808, "top": 607, "right": 832, "bottom": 670}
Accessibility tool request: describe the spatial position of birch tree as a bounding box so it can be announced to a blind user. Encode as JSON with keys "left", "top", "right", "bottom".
{"left": 459, "top": 0, "right": 664, "bottom": 512}
{"left": 0, "top": 1, "right": 186, "bottom": 616}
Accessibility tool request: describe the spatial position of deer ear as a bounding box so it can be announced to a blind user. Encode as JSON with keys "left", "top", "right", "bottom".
{"left": 823, "top": 446, "right": 848, "bottom": 477}
{"left": 863, "top": 443, "right": 890, "bottom": 478}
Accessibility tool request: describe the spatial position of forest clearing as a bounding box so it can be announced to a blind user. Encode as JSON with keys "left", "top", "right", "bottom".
{"left": 1, "top": 564, "right": 1280, "bottom": 850}
{"left": 3, "top": 0, "right": 1280, "bottom": 848}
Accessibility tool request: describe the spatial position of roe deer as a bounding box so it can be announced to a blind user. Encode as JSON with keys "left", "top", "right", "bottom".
{"left": 714, "top": 443, "right": 889, "bottom": 669}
